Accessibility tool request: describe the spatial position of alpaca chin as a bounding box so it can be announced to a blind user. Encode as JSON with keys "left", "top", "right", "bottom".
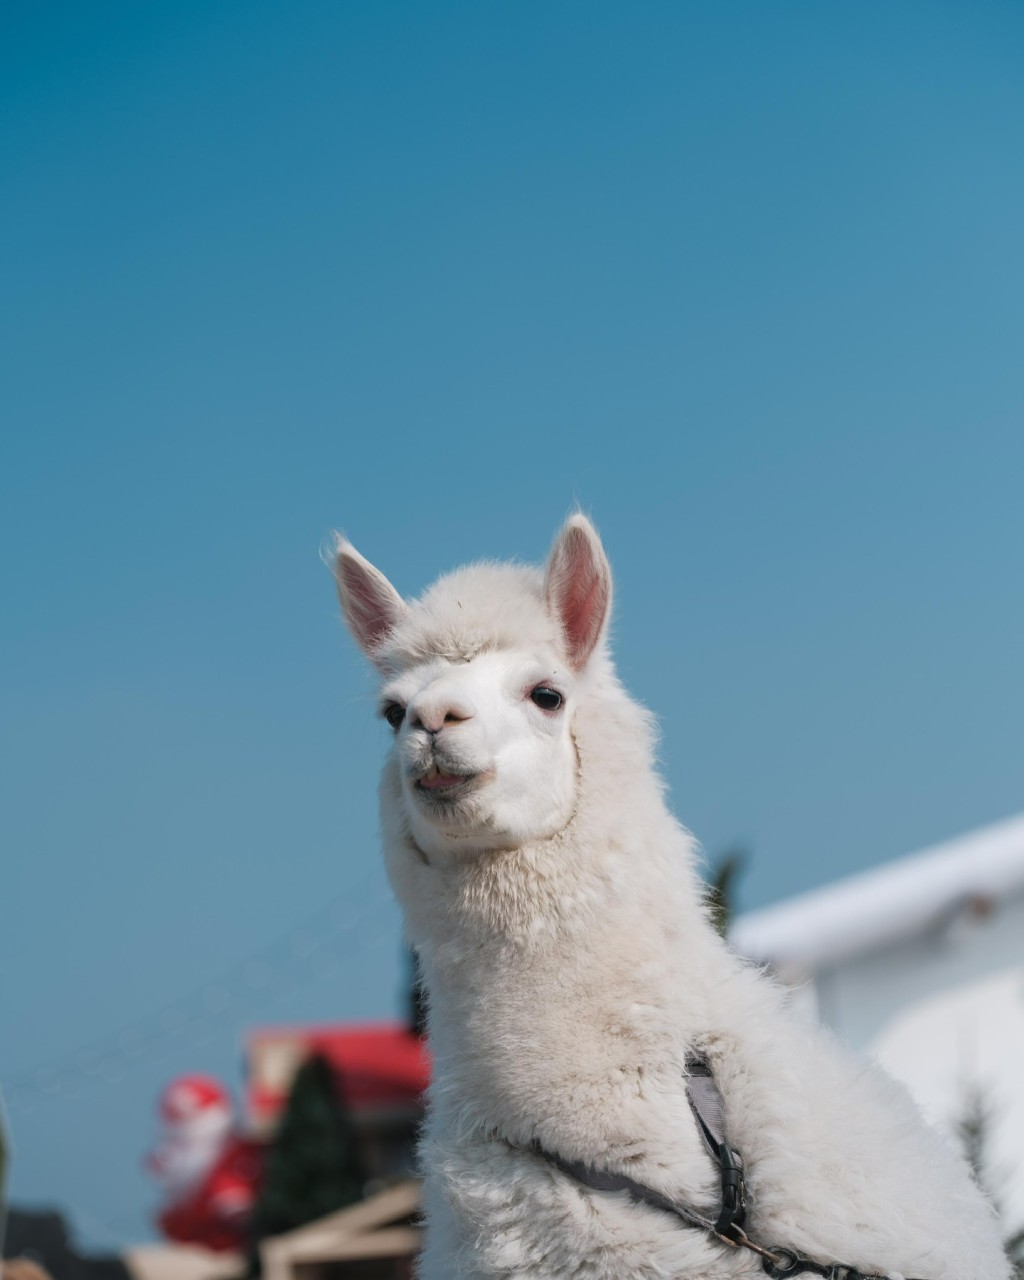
{"left": 399, "top": 768, "right": 577, "bottom": 863}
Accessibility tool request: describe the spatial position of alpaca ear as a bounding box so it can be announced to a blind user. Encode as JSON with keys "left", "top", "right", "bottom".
{"left": 544, "top": 515, "right": 612, "bottom": 670}
{"left": 332, "top": 536, "right": 406, "bottom": 665}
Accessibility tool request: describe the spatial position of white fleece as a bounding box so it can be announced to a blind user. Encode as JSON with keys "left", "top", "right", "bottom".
{"left": 334, "top": 518, "right": 1009, "bottom": 1280}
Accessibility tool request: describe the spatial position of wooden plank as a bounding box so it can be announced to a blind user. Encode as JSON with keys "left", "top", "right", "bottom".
{"left": 295, "top": 1226, "right": 420, "bottom": 1263}
{"left": 260, "top": 1182, "right": 422, "bottom": 1280}
{"left": 265, "top": 1182, "right": 420, "bottom": 1251}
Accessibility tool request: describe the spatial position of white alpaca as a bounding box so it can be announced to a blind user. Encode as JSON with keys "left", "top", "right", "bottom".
{"left": 333, "top": 516, "right": 1008, "bottom": 1280}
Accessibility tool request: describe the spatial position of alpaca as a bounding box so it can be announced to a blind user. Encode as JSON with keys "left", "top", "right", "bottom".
{"left": 332, "top": 515, "right": 1008, "bottom": 1280}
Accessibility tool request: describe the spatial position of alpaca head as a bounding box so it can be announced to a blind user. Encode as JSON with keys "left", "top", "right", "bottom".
{"left": 334, "top": 515, "right": 613, "bottom": 860}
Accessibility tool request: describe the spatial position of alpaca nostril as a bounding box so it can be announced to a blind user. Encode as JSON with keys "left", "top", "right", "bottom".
{"left": 410, "top": 705, "right": 473, "bottom": 734}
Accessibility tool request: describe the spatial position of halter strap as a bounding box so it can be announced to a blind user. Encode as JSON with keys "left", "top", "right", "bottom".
{"left": 527, "top": 1054, "right": 932, "bottom": 1280}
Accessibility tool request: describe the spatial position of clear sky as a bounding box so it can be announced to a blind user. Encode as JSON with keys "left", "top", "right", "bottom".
{"left": 3, "top": 0, "right": 1023, "bottom": 1251}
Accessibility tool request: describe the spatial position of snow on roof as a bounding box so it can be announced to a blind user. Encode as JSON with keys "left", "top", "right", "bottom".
{"left": 729, "top": 812, "right": 1024, "bottom": 972}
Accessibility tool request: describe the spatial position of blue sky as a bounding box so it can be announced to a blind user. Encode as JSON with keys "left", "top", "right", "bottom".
{"left": 3, "top": 0, "right": 1023, "bottom": 1250}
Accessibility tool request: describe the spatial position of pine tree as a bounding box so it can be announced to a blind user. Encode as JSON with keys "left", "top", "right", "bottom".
{"left": 706, "top": 848, "right": 747, "bottom": 938}
{"left": 956, "top": 1082, "right": 1024, "bottom": 1278}
{"left": 249, "top": 1052, "right": 365, "bottom": 1254}
{"left": 407, "top": 948, "right": 428, "bottom": 1038}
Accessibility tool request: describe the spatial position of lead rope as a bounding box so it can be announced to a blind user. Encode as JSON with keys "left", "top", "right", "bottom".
{"left": 527, "top": 1054, "right": 931, "bottom": 1280}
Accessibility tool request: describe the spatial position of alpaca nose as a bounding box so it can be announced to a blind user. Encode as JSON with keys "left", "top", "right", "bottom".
{"left": 409, "top": 696, "right": 474, "bottom": 735}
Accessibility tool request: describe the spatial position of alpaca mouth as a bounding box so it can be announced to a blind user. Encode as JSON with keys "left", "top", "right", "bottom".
{"left": 418, "top": 772, "right": 468, "bottom": 792}
{"left": 412, "top": 761, "right": 489, "bottom": 799}
{"left": 415, "top": 761, "right": 471, "bottom": 790}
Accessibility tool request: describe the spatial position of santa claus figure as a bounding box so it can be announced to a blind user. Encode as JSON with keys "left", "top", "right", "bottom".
{"left": 148, "top": 1074, "right": 263, "bottom": 1253}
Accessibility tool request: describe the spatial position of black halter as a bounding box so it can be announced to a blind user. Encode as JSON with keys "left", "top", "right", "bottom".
{"left": 526, "top": 1054, "right": 932, "bottom": 1280}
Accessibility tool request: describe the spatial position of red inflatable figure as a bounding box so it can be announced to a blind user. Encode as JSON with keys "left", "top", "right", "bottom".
{"left": 148, "top": 1074, "right": 263, "bottom": 1253}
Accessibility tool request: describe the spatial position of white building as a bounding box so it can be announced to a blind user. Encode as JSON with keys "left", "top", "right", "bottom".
{"left": 731, "top": 812, "right": 1024, "bottom": 1227}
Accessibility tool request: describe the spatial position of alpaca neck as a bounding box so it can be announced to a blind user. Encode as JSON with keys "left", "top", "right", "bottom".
{"left": 389, "top": 676, "right": 726, "bottom": 1098}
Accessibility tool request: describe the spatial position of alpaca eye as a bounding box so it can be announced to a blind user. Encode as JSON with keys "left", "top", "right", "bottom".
{"left": 383, "top": 703, "right": 406, "bottom": 730}
{"left": 530, "top": 686, "right": 563, "bottom": 711}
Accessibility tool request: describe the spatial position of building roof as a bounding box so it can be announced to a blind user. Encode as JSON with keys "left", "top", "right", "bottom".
{"left": 729, "top": 811, "right": 1024, "bottom": 973}
{"left": 246, "top": 1021, "right": 430, "bottom": 1131}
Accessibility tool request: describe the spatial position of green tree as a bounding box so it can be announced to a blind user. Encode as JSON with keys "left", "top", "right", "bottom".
{"left": 407, "top": 948, "right": 428, "bottom": 1038}
{"left": 249, "top": 1053, "right": 365, "bottom": 1253}
{"left": 706, "top": 848, "right": 747, "bottom": 938}
{"left": 956, "top": 1082, "right": 1024, "bottom": 1278}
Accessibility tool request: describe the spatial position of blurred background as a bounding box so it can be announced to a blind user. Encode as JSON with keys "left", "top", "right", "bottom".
{"left": 2, "top": 1, "right": 1023, "bottom": 1274}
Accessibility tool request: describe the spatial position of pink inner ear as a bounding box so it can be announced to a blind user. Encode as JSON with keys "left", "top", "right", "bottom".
{"left": 339, "top": 557, "right": 401, "bottom": 653}
{"left": 549, "top": 524, "right": 611, "bottom": 669}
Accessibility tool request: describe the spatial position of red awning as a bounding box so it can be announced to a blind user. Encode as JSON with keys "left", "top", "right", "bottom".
{"left": 246, "top": 1021, "right": 430, "bottom": 1129}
